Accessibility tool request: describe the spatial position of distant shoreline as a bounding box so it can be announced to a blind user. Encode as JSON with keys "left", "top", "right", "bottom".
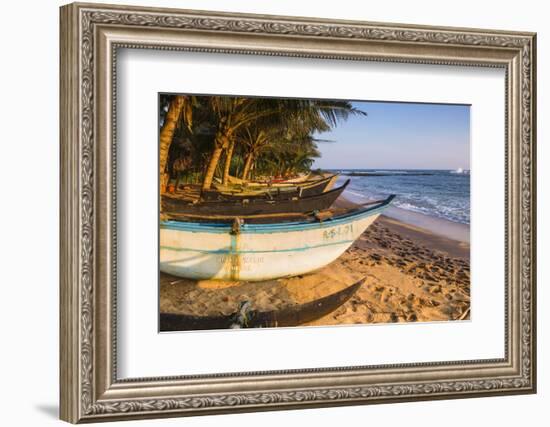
{"left": 341, "top": 171, "right": 435, "bottom": 177}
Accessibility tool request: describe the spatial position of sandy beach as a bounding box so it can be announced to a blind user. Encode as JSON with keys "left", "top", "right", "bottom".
{"left": 304, "top": 214, "right": 470, "bottom": 326}
{"left": 160, "top": 197, "right": 470, "bottom": 330}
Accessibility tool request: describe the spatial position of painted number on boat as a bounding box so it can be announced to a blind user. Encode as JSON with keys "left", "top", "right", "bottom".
{"left": 323, "top": 224, "right": 353, "bottom": 241}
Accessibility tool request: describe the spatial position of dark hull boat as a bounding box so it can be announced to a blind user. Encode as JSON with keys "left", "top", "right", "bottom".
{"left": 162, "top": 179, "right": 350, "bottom": 217}
{"left": 160, "top": 277, "right": 365, "bottom": 331}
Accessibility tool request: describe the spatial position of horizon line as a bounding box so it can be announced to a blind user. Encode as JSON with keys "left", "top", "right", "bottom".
{"left": 319, "top": 167, "right": 470, "bottom": 171}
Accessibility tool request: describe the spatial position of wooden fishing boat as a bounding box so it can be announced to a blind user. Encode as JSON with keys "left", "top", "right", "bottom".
{"left": 214, "top": 173, "right": 336, "bottom": 194}
{"left": 226, "top": 172, "right": 329, "bottom": 188}
{"left": 278, "top": 173, "right": 311, "bottom": 184}
{"left": 160, "top": 277, "right": 365, "bottom": 331}
{"left": 228, "top": 173, "right": 314, "bottom": 186}
{"left": 160, "top": 194, "right": 394, "bottom": 281}
{"left": 203, "top": 174, "right": 339, "bottom": 201}
{"left": 162, "top": 179, "right": 350, "bottom": 217}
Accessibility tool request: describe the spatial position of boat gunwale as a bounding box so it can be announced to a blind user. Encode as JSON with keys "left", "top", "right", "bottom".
{"left": 168, "top": 176, "right": 347, "bottom": 205}
{"left": 206, "top": 173, "right": 338, "bottom": 199}
{"left": 231, "top": 172, "right": 333, "bottom": 188}
{"left": 237, "top": 173, "right": 336, "bottom": 189}
{"left": 160, "top": 194, "right": 395, "bottom": 234}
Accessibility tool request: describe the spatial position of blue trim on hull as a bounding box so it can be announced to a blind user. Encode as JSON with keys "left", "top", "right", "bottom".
{"left": 160, "top": 195, "right": 394, "bottom": 234}
{"left": 160, "top": 239, "right": 355, "bottom": 255}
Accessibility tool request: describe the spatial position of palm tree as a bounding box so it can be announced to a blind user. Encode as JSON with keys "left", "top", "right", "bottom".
{"left": 279, "top": 137, "right": 321, "bottom": 176}
{"left": 253, "top": 134, "right": 322, "bottom": 178}
{"left": 160, "top": 95, "right": 366, "bottom": 191}
{"left": 238, "top": 127, "right": 270, "bottom": 180}
{"left": 237, "top": 99, "right": 366, "bottom": 180}
{"left": 202, "top": 97, "right": 251, "bottom": 190}
{"left": 201, "top": 97, "right": 289, "bottom": 190}
{"left": 221, "top": 140, "right": 236, "bottom": 185}
{"left": 159, "top": 95, "right": 194, "bottom": 193}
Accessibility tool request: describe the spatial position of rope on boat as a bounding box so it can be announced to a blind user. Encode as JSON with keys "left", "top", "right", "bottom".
{"left": 231, "top": 217, "right": 244, "bottom": 234}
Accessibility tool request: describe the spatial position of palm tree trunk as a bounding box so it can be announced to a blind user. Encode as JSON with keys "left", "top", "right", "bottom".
{"left": 202, "top": 134, "right": 229, "bottom": 190}
{"left": 159, "top": 96, "right": 185, "bottom": 193}
{"left": 241, "top": 152, "right": 254, "bottom": 181}
{"left": 222, "top": 140, "right": 235, "bottom": 185}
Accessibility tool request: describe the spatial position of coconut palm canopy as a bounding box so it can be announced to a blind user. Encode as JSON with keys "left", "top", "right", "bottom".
{"left": 159, "top": 94, "right": 366, "bottom": 191}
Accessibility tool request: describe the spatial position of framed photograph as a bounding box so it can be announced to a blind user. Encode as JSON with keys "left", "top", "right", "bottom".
{"left": 60, "top": 2, "right": 536, "bottom": 423}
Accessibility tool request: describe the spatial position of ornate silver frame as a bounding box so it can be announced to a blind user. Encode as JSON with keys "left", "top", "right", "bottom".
{"left": 60, "top": 2, "right": 536, "bottom": 423}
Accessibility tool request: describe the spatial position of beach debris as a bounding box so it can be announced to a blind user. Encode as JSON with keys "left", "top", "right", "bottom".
{"left": 230, "top": 301, "right": 252, "bottom": 328}
{"left": 456, "top": 307, "right": 471, "bottom": 321}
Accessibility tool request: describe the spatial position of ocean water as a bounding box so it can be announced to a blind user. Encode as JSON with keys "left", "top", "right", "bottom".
{"left": 332, "top": 169, "right": 470, "bottom": 225}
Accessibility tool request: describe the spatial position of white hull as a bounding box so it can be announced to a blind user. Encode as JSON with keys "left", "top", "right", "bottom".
{"left": 160, "top": 200, "right": 391, "bottom": 281}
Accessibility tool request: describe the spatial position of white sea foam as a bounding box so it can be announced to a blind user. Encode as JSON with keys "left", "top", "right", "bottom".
{"left": 337, "top": 170, "right": 470, "bottom": 225}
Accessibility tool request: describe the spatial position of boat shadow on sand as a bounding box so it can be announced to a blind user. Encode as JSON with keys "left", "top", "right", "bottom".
{"left": 159, "top": 272, "right": 366, "bottom": 331}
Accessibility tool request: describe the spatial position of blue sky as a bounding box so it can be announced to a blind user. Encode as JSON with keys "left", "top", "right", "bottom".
{"left": 313, "top": 101, "right": 470, "bottom": 170}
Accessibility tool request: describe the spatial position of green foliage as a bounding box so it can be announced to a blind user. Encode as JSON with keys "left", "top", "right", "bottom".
{"left": 160, "top": 95, "right": 366, "bottom": 183}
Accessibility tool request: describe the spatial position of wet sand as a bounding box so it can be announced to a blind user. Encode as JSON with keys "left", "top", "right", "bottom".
{"left": 160, "top": 204, "right": 470, "bottom": 329}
